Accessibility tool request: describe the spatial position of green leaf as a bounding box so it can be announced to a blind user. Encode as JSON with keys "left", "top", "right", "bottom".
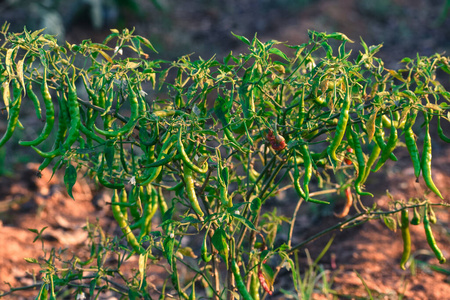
{"left": 162, "top": 206, "right": 174, "bottom": 223}
{"left": 139, "top": 253, "right": 148, "bottom": 289}
{"left": 231, "top": 32, "right": 250, "bottom": 46}
{"left": 135, "top": 36, "right": 158, "bottom": 53}
{"left": 24, "top": 257, "right": 39, "bottom": 264}
{"left": 163, "top": 236, "right": 175, "bottom": 267}
{"left": 104, "top": 142, "right": 115, "bottom": 170}
{"left": 232, "top": 213, "right": 258, "bottom": 232}
{"left": 250, "top": 197, "right": 261, "bottom": 214}
{"left": 38, "top": 48, "right": 47, "bottom": 68}
{"left": 64, "top": 164, "right": 77, "bottom": 200}
{"left": 262, "top": 263, "right": 275, "bottom": 286}
{"left": 326, "top": 32, "right": 354, "bottom": 43}
{"left": 221, "top": 166, "right": 229, "bottom": 187}
{"left": 321, "top": 41, "right": 333, "bottom": 59}
{"left": 89, "top": 278, "right": 97, "bottom": 297}
{"left": 213, "top": 95, "right": 230, "bottom": 126}
{"left": 212, "top": 228, "right": 228, "bottom": 267}
{"left": 181, "top": 216, "right": 203, "bottom": 224}
{"left": 177, "top": 246, "right": 198, "bottom": 259}
{"left": 269, "top": 48, "right": 289, "bottom": 61}
{"left": 383, "top": 215, "right": 397, "bottom": 232}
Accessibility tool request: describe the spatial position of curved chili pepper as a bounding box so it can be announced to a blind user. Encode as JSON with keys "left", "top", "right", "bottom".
{"left": 258, "top": 265, "right": 273, "bottom": 296}
{"left": 299, "top": 143, "right": 312, "bottom": 201}
{"left": 94, "top": 85, "right": 139, "bottom": 137}
{"left": 26, "top": 81, "right": 42, "bottom": 119}
{"left": 111, "top": 189, "right": 145, "bottom": 254}
{"left": 400, "top": 208, "right": 411, "bottom": 270}
{"left": 63, "top": 76, "right": 81, "bottom": 150}
{"left": 334, "top": 187, "right": 353, "bottom": 218}
{"left": 403, "top": 109, "right": 421, "bottom": 179}
{"left": 410, "top": 206, "right": 421, "bottom": 225}
{"left": 183, "top": 165, "right": 204, "bottom": 217}
{"left": 423, "top": 205, "right": 446, "bottom": 264}
{"left": 37, "top": 91, "right": 69, "bottom": 171}
{"left": 19, "top": 71, "right": 55, "bottom": 146}
{"left": 327, "top": 77, "right": 350, "bottom": 166}
{"left": 177, "top": 127, "right": 208, "bottom": 174}
{"left": 231, "top": 259, "right": 254, "bottom": 300}
{"left": 374, "top": 111, "right": 398, "bottom": 172}
{"left": 0, "top": 79, "right": 22, "bottom": 147}
{"left": 437, "top": 116, "right": 450, "bottom": 143}
{"left": 349, "top": 126, "right": 373, "bottom": 197}
{"left": 361, "top": 143, "right": 380, "bottom": 184}
{"left": 138, "top": 135, "right": 177, "bottom": 185}
{"left": 421, "top": 114, "right": 443, "bottom": 199}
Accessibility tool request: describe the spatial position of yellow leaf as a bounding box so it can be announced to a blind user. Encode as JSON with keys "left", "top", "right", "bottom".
{"left": 98, "top": 50, "right": 113, "bottom": 63}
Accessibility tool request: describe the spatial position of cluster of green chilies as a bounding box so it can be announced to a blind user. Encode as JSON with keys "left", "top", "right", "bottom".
{"left": 1, "top": 29, "right": 450, "bottom": 298}
{"left": 398, "top": 202, "right": 446, "bottom": 269}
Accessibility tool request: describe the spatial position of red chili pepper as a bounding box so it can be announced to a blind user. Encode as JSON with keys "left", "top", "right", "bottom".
{"left": 258, "top": 266, "right": 273, "bottom": 295}
{"left": 267, "top": 131, "right": 286, "bottom": 151}
{"left": 344, "top": 147, "right": 353, "bottom": 165}
{"left": 271, "top": 139, "right": 286, "bottom": 151}
{"left": 266, "top": 130, "right": 276, "bottom": 143}
{"left": 334, "top": 187, "right": 353, "bottom": 218}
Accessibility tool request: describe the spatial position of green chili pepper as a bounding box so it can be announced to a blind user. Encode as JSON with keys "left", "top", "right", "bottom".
{"left": 37, "top": 91, "right": 69, "bottom": 171}
{"left": 437, "top": 116, "right": 450, "bottom": 143}
{"left": 403, "top": 109, "right": 421, "bottom": 179}
{"left": 400, "top": 208, "right": 411, "bottom": 270}
{"left": 157, "top": 186, "right": 168, "bottom": 216}
{"left": 231, "top": 258, "right": 254, "bottom": 300}
{"left": 139, "top": 121, "right": 159, "bottom": 147}
{"left": 81, "top": 73, "right": 98, "bottom": 104}
{"left": 94, "top": 85, "right": 139, "bottom": 137}
{"left": 129, "top": 185, "right": 142, "bottom": 222}
{"left": 250, "top": 271, "right": 261, "bottom": 300}
{"left": 299, "top": 143, "right": 313, "bottom": 201}
{"left": 201, "top": 234, "right": 212, "bottom": 263}
{"left": 224, "top": 126, "right": 247, "bottom": 153}
{"left": 411, "top": 206, "right": 421, "bottom": 225}
{"left": 142, "top": 152, "right": 176, "bottom": 168}
{"left": 421, "top": 114, "right": 444, "bottom": 199}
{"left": 138, "top": 185, "right": 158, "bottom": 239}
{"left": 79, "top": 123, "right": 105, "bottom": 144}
{"left": 26, "top": 81, "right": 42, "bottom": 119}
{"left": 31, "top": 89, "right": 72, "bottom": 159}
{"left": 1, "top": 80, "right": 11, "bottom": 117}
{"left": 97, "top": 155, "right": 124, "bottom": 189}
{"left": 423, "top": 205, "right": 446, "bottom": 264}
{"left": 0, "top": 79, "right": 22, "bottom": 147}
{"left": 427, "top": 204, "right": 437, "bottom": 224}
{"left": 374, "top": 111, "right": 398, "bottom": 172}
{"left": 361, "top": 143, "right": 380, "bottom": 184}
{"left": 111, "top": 189, "right": 145, "bottom": 254}
{"left": 189, "top": 280, "right": 196, "bottom": 300}
{"left": 19, "top": 71, "right": 55, "bottom": 146}
{"left": 137, "top": 135, "right": 177, "bottom": 185}
{"left": 177, "top": 128, "right": 208, "bottom": 174}
{"left": 183, "top": 165, "right": 204, "bottom": 217}
{"left": 327, "top": 77, "right": 350, "bottom": 166}
{"left": 119, "top": 188, "right": 128, "bottom": 220}
{"left": 350, "top": 125, "right": 373, "bottom": 197}
{"left": 220, "top": 184, "right": 231, "bottom": 208}
{"left": 293, "top": 155, "right": 330, "bottom": 204}
{"left": 62, "top": 76, "right": 81, "bottom": 150}
{"left": 373, "top": 119, "right": 398, "bottom": 162}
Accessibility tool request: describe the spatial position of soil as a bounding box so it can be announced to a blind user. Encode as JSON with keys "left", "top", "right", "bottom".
{"left": 1, "top": 0, "right": 450, "bottom": 299}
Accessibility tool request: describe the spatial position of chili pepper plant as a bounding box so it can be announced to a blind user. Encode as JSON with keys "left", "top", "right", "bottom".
{"left": 0, "top": 23, "right": 449, "bottom": 299}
